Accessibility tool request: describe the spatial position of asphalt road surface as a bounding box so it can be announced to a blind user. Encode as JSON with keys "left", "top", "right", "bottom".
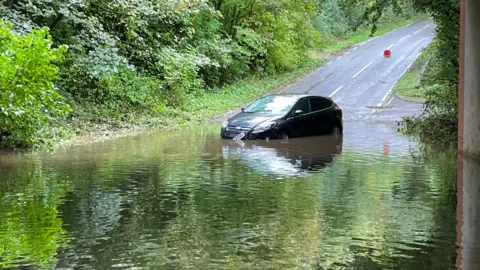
{"left": 286, "top": 18, "right": 436, "bottom": 122}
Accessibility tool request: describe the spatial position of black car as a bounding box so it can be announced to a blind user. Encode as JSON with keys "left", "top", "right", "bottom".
{"left": 221, "top": 93, "right": 343, "bottom": 140}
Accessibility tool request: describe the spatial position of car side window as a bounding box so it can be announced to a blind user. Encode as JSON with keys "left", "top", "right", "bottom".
{"left": 309, "top": 97, "right": 332, "bottom": 112}
{"left": 292, "top": 98, "right": 311, "bottom": 115}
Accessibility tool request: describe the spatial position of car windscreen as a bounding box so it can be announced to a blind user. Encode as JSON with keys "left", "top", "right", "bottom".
{"left": 243, "top": 96, "right": 298, "bottom": 115}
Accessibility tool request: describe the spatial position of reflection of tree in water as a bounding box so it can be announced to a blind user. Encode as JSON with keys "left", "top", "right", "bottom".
{"left": 72, "top": 191, "right": 123, "bottom": 245}
{"left": 0, "top": 162, "right": 71, "bottom": 269}
{"left": 53, "top": 147, "right": 457, "bottom": 269}
{"left": 310, "top": 151, "right": 457, "bottom": 270}
{"left": 57, "top": 167, "right": 196, "bottom": 269}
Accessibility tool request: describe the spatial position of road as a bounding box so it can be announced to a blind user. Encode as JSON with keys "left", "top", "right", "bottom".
{"left": 215, "top": 19, "right": 436, "bottom": 155}
{"left": 286, "top": 18, "right": 436, "bottom": 121}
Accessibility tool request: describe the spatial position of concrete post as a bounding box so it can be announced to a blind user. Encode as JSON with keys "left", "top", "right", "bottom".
{"left": 460, "top": 0, "right": 480, "bottom": 159}
{"left": 457, "top": 155, "right": 480, "bottom": 270}
{"left": 457, "top": 1, "right": 480, "bottom": 269}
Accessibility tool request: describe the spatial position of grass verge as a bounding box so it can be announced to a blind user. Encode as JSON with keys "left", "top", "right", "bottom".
{"left": 394, "top": 42, "right": 435, "bottom": 102}
{"left": 60, "top": 15, "right": 427, "bottom": 149}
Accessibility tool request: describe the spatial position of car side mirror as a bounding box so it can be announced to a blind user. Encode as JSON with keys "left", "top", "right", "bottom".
{"left": 294, "top": 110, "right": 303, "bottom": 115}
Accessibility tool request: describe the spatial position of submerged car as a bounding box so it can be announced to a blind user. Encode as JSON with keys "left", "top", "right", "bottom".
{"left": 221, "top": 93, "right": 343, "bottom": 140}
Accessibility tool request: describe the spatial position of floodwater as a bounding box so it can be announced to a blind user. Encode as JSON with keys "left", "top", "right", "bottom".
{"left": 0, "top": 121, "right": 459, "bottom": 269}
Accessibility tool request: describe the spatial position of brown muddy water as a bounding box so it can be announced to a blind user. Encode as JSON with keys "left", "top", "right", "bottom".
{"left": 0, "top": 121, "right": 458, "bottom": 269}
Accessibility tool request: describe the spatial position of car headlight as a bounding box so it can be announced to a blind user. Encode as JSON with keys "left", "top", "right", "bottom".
{"left": 221, "top": 120, "right": 228, "bottom": 128}
{"left": 252, "top": 121, "right": 276, "bottom": 134}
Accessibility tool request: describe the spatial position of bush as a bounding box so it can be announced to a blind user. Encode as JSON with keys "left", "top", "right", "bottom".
{"left": 155, "top": 47, "right": 213, "bottom": 106}
{"left": 399, "top": 36, "right": 459, "bottom": 147}
{"left": 0, "top": 20, "right": 69, "bottom": 147}
{"left": 399, "top": 83, "right": 458, "bottom": 147}
{"left": 98, "top": 69, "right": 166, "bottom": 113}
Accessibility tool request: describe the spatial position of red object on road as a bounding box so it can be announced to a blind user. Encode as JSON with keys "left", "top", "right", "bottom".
{"left": 384, "top": 49, "right": 391, "bottom": 57}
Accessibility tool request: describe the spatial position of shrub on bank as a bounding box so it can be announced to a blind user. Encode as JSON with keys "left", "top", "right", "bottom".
{"left": 0, "top": 20, "right": 70, "bottom": 147}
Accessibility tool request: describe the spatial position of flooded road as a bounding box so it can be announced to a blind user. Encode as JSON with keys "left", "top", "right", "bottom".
{"left": 0, "top": 121, "right": 458, "bottom": 269}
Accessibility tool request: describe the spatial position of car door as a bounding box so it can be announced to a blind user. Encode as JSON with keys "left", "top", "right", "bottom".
{"left": 309, "top": 97, "right": 334, "bottom": 135}
{"left": 284, "top": 98, "right": 314, "bottom": 137}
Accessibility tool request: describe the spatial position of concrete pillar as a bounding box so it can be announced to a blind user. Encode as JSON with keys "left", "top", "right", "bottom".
{"left": 460, "top": 0, "right": 480, "bottom": 159}
{"left": 457, "top": 155, "right": 480, "bottom": 270}
{"left": 457, "top": 1, "right": 480, "bottom": 269}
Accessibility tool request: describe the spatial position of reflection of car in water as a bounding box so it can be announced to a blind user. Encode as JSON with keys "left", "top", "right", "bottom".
{"left": 220, "top": 93, "right": 343, "bottom": 140}
{"left": 205, "top": 136, "right": 343, "bottom": 177}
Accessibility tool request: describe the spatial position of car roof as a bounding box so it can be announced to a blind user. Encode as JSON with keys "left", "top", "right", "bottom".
{"left": 262, "top": 93, "right": 332, "bottom": 100}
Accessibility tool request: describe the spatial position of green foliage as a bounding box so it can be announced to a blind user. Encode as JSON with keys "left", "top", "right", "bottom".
{"left": 0, "top": 20, "right": 70, "bottom": 147}
{"left": 314, "top": 0, "right": 358, "bottom": 41}
{"left": 156, "top": 47, "right": 211, "bottom": 106}
{"left": 0, "top": 160, "right": 72, "bottom": 268}
{"left": 399, "top": 41, "right": 458, "bottom": 147}
{"left": 398, "top": 0, "right": 460, "bottom": 146}
{"left": 316, "top": 12, "right": 426, "bottom": 53}
{"left": 342, "top": 0, "right": 459, "bottom": 145}
{"left": 98, "top": 69, "right": 166, "bottom": 113}
{"left": 399, "top": 83, "right": 458, "bottom": 147}
{"left": 0, "top": 0, "right": 421, "bottom": 148}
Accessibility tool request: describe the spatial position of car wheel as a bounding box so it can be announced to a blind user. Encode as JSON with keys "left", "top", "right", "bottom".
{"left": 277, "top": 131, "right": 289, "bottom": 140}
{"left": 331, "top": 126, "right": 342, "bottom": 136}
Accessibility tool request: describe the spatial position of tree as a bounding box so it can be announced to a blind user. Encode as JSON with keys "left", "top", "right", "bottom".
{"left": 0, "top": 20, "right": 69, "bottom": 147}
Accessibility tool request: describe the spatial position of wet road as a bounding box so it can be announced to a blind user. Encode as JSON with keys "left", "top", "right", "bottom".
{"left": 287, "top": 18, "right": 435, "bottom": 107}
{"left": 287, "top": 18, "right": 435, "bottom": 120}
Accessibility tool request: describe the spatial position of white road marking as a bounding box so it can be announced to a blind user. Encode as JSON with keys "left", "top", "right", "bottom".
{"left": 413, "top": 29, "right": 422, "bottom": 35}
{"left": 423, "top": 24, "right": 430, "bottom": 29}
{"left": 399, "top": 35, "right": 411, "bottom": 42}
{"left": 385, "top": 96, "right": 395, "bottom": 107}
{"left": 345, "top": 51, "right": 350, "bottom": 55}
{"left": 353, "top": 47, "right": 358, "bottom": 50}
{"left": 337, "top": 56, "right": 342, "bottom": 60}
{"left": 373, "top": 96, "right": 395, "bottom": 113}
{"left": 376, "top": 52, "right": 423, "bottom": 107}
{"left": 352, "top": 61, "right": 374, "bottom": 78}
{"left": 326, "top": 61, "right": 332, "bottom": 65}
{"left": 329, "top": 85, "right": 344, "bottom": 97}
